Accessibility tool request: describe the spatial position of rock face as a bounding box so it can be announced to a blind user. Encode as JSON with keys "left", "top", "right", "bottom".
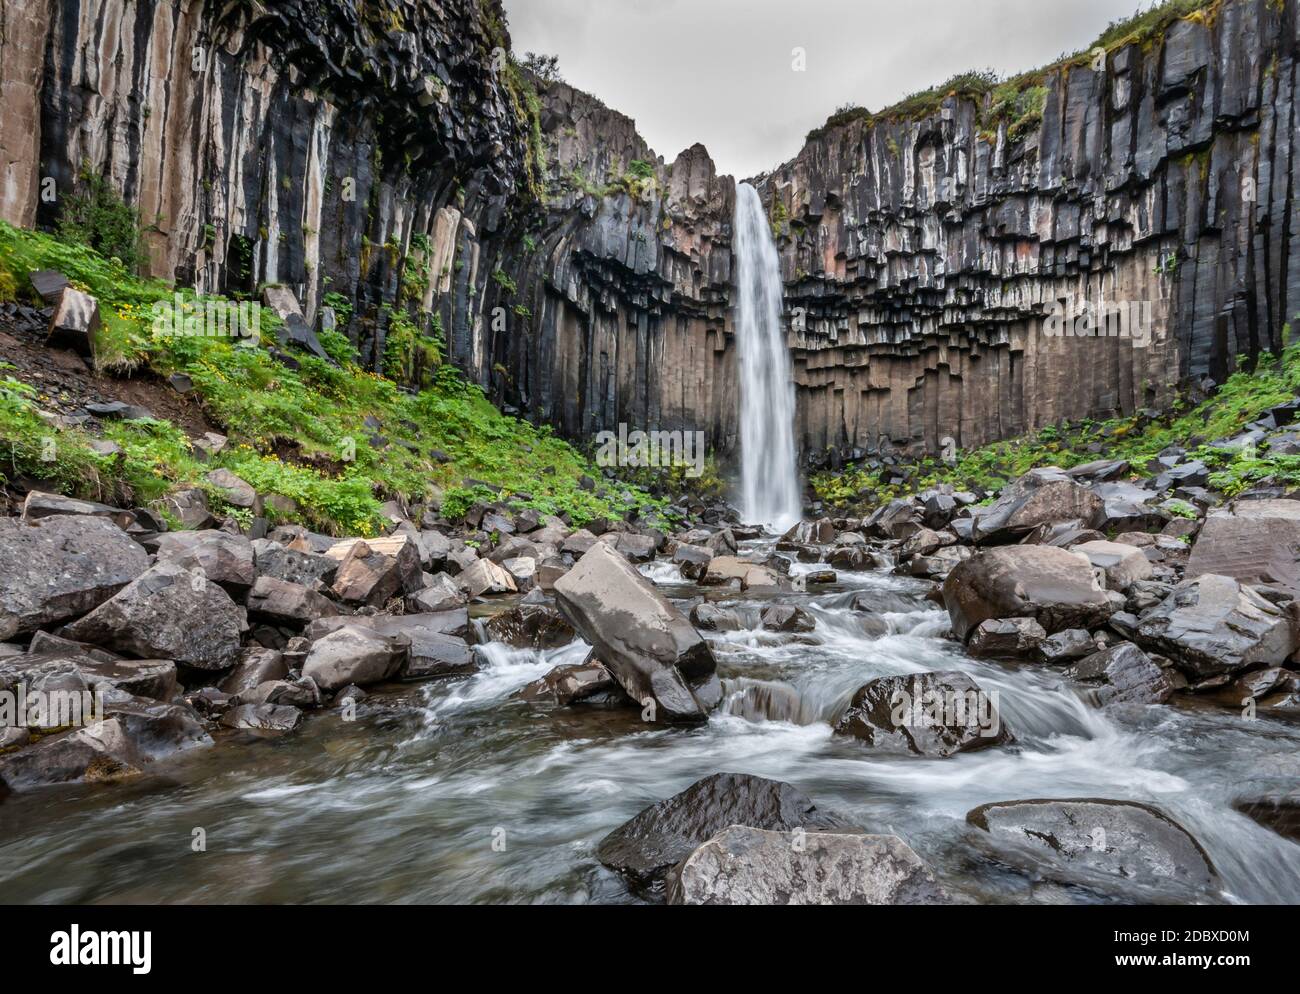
{"left": 966, "top": 798, "right": 1218, "bottom": 894}
{"left": 554, "top": 542, "right": 721, "bottom": 722}
{"left": 833, "top": 671, "right": 1013, "bottom": 757}
{"left": 63, "top": 562, "right": 243, "bottom": 671}
{"left": 1132, "top": 574, "right": 1298, "bottom": 677}
{"left": 8, "top": 0, "right": 1295, "bottom": 463}
{"left": 1186, "top": 499, "right": 1300, "bottom": 592}
{"left": 665, "top": 826, "right": 949, "bottom": 906}
{"left": 943, "top": 545, "right": 1113, "bottom": 640}
{"left": 597, "top": 772, "right": 851, "bottom": 888}
{"left": 0, "top": 516, "right": 149, "bottom": 639}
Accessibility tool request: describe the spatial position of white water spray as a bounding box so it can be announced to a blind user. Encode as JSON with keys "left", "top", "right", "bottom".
{"left": 733, "top": 182, "right": 801, "bottom": 531}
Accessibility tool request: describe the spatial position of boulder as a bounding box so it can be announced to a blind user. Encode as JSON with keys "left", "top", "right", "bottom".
{"left": 689, "top": 603, "right": 742, "bottom": 632}
{"left": 205, "top": 469, "right": 257, "bottom": 509}
{"left": 554, "top": 542, "right": 720, "bottom": 722}
{"left": 404, "top": 573, "right": 466, "bottom": 613}
{"left": 302, "top": 625, "right": 408, "bottom": 691}
{"left": 1072, "top": 540, "right": 1153, "bottom": 591}
{"left": 967, "top": 798, "right": 1217, "bottom": 893}
{"left": 942, "top": 545, "right": 1113, "bottom": 641}
{"left": 561, "top": 529, "right": 598, "bottom": 556}
{"left": 46, "top": 286, "right": 100, "bottom": 356}
{"left": 665, "top": 827, "right": 948, "bottom": 906}
{"left": 246, "top": 576, "right": 341, "bottom": 625}
{"left": 967, "top": 617, "right": 1047, "bottom": 657}
{"left": 20, "top": 491, "right": 130, "bottom": 525}
{"left": 760, "top": 604, "right": 815, "bottom": 633}
{"left": 1037, "top": 629, "right": 1097, "bottom": 663}
{"left": 1067, "top": 643, "right": 1174, "bottom": 707}
{"left": 218, "top": 647, "right": 288, "bottom": 697}
{"left": 306, "top": 609, "right": 469, "bottom": 643}
{"left": 483, "top": 603, "right": 575, "bottom": 649}
{"left": 833, "top": 671, "right": 1013, "bottom": 757}
{"left": 0, "top": 718, "right": 141, "bottom": 788}
{"left": 596, "top": 772, "right": 851, "bottom": 888}
{"left": 0, "top": 516, "right": 149, "bottom": 639}
{"left": 702, "top": 556, "right": 780, "bottom": 589}
{"left": 457, "top": 558, "right": 517, "bottom": 598}
{"left": 1233, "top": 791, "right": 1300, "bottom": 843}
{"left": 158, "top": 488, "right": 216, "bottom": 530}
{"left": 100, "top": 693, "right": 213, "bottom": 760}
{"left": 671, "top": 543, "right": 713, "bottom": 580}
{"left": 251, "top": 539, "right": 338, "bottom": 587}
{"left": 220, "top": 703, "right": 302, "bottom": 734}
{"left": 153, "top": 530, "right": 256, "bottom": 594}
{"left": 398, "top": 633, "right": 476, "bottom": 680}
{"left": 330, "top": 538, "right": 423, "bottom": 607}
{"left": 62, "top": 562, "right": 243, "bottom": 671}
{"left": 1132, "top": 574, "right": 1299, "bottom": 677}
{"left": 516, "top": 658, "right": 627, "bottom": 706}
{"left": 1185, "top": 499, "right": 1300, "bottom": 593}
{"left": 238, "top": 677, "right": 321, "bottom": 709}
{"left": 971, "top": 469, "right": 1104, "bottom": 544}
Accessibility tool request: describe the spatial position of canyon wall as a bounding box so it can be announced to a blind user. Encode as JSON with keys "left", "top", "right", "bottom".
{"left": 2, "top": 0, "right": 1298, "bottom": 466}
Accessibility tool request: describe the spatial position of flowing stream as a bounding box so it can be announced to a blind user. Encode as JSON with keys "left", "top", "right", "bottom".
{"left": 2, "top": 538, "right": 1298, "bottom": 904}
{"left": 733, "top": 182, "right": 801, "bottom": 532}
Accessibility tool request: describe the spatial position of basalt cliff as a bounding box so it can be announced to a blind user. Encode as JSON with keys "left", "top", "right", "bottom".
{"left": 2, "top": 0, "right": 1296, "bottom": 465}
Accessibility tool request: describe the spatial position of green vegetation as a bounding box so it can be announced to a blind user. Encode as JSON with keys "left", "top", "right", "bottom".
{"left": 806, "top": 0, "right": 1218, "bottom": 144}
{"left": 0, "top": 222, "right": 665, "bottom": 534}
{"left": 813, "top": 332, "right": 1300, "bottom": 508}
{"left": 55, "top": 164, "right": 148, "bottom": 275}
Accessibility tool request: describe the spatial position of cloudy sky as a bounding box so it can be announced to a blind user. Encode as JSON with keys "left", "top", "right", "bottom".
{"left": 503, "top": 0, "right": 1151, "bottom": 178}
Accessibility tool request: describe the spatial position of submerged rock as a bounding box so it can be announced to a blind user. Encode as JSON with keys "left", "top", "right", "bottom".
{"left": 1233, "top": 791, "right": 1300, "bottom": 843}
{"left": 483, "top": 603, "right": 575, "bottom": 649}
{"left": 665, "top": 826, "right": 949, "bottom": 905}
{"left": 516, "top": 657, "right": 628, "bottom": 706}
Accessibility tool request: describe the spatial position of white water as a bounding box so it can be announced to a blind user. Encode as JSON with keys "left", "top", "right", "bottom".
{"left": 733, "top": 183, "right": 801, "bottom": 532}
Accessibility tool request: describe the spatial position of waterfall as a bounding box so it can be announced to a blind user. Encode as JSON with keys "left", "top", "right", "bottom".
{"left": 733, "top": 182, "right": 801, "bottom": 531}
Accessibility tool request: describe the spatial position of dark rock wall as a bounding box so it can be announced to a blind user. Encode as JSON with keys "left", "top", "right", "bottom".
{"left": 2, "top": 0, "right": 1298, "bottom": 466}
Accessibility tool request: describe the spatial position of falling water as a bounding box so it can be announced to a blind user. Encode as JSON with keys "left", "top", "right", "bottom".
{"left": 733, "top": 182, "right": 801, "bottom": 532}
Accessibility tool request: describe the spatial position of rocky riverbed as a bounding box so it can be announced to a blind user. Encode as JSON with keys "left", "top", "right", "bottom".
{"left": 3, "top": 456, "right": 1300, "bottom": 904}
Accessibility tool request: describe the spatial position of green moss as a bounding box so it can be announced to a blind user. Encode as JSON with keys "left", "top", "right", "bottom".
{"left": 54, "top": 164, "right": 147, "bottom": 275}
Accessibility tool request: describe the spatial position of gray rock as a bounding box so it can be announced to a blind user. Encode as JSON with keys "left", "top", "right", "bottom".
{"left": 153, "top": 530, "right": 256, "bottom": 595}
{"left": 0, "top": 515, "right": 149, "bottom": 639}
{"left": 1133, "top": 574, "right": 1298, "bottom": 677}
{"left": 62, "top": 562, "right": 243, "bottom": 671}
{"left": 596, "top": 772, "right": 852, "bottom": 888}
{"left": 1073, "top": 540, "right": 1153, "bottom": 591}
{"left": 398, "top": 632, "right": 476, "bottom": 680}
{"left": 1186, "top": 499, "right": 1300, "bottom": 593}
{"left": 218, "top": 647, "right": 288, "bottom": 697}
{"left": 483, "top": 603, "right": 575, "bottom": 649}
{"left": 689, "top": 603, "right": 742, "bottom": 631}
{"left": 1233, "top": 791, "right": 1300, "bottom": 843}
{"left": 971, "top": 469, "right": 1104, "bottom": 544}
{"left": 516, "top": 658, "right": 627, "bottom": 706}
{"left": 456, "top": 557, "right": 517, "bottom": 598}
{"left": 760, "top": 604, "right": 815, "bottom": 633}
{"left": 303, "top": 624, "right": 408, "bottom": 691}
{"left": 666, "top": 826, "right": 949, "bottom": 906}
{"left": 555, "top": 542, "right": 720, "bottom": 722}
{"left": 967, "top": 798, "right": 1217, "bottom": 895}
{"left": 967, "top": 617, "right": 1047, "bottom": 658}
{"left": 1067, "top": 643, "right": 1174, "bottom": 707}
{"left": 404, "top": 573, "right": 466, "bottom": 613}
{"left": 1037, "top": 628, "right": 1097, "bottom": 663}
{"left": 220, "top": 703, "right": 302, "bottom": 734}
{"left": 330, "top": 537, "right": 423, "bottom": 607}
{"left": 205, "top": 468, "right": 257, "bottom": 509}
{"left": 251, "top": 539, "right": 338, "bottom": 587}
{"left": 246, "top": 576, "right": 341, "bottom": 625}
{"left": 0, "top": 718, "right": 141, "bottom": 788}
{"left": 943, "top": 545, "right": 1112, "bottom": 641}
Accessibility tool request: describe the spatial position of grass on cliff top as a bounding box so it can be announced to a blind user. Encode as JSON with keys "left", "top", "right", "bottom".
{"left": 805, "top": 0, "right": 1219, "bottom": 143}
{"left": 0, "top": 221, "right": 663, "bottom": 535}
{"left": 813, "top": 334, "right": 1300, "bottom": 509}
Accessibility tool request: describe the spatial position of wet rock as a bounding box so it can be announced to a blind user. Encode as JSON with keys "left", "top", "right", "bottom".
{"left": 1127, "top": 579, "right": 1173, "bottom": 612}
{"left": 153, "top": 530, "right": 257, "bottom": 595}
{"left": 900, "top": 527, "right": 949, "bottom": 559}
{"left": 71, "top": 655, "right": 178, "bottom": 702}
{"left": 307, "top": 609, "right": 470, "bottom": 643}
{"left": 101, "top": 692, "right": 213, "bottom": 760}
{"left": 966, "top": 798, "right": 1218, "bottom": 894}
{"left": 218, "top": 647, "right": 288, "bottom": 697}
{"left": 404, "top": 573, "right": 466, "bottom": 613}
{"left": 0, "top": 718, "right": 141, "bottom": 788}
{"left": 596, "top": 772, "right": 851, "bottom": 888}
{"left": 397, "top": 632, "right": 476, "bottom": 679}
{"left": 665, "top": 826, "right": 948, "bottom": 906}
{"left": 1073, "top": 540, "right": 1153, "bottom": 591}
{"left": 672, "top": 543, "right": 713, "bottom": 580}
{"left": 457, "top": 558, "right": 518, "bottom": 598}
{"left": 783, "top": 518, "right": 836, "bottom": 544}
{"left": 1037, "top": 629, "right": 1098, "bottom": 663}
{"left": 903, "top": 544, "right": 971, "bottom": 579}
{"left": 302, "top": 624, "right": 408, "bottom": 691}
{"left": 63, "top": 562, "right": 243, "bottom": 671}
{"left": 943, "top": 545, "right": 1113, "bottom": 641}
{"left": 1067, "top": 643, "right": 1174, "bottom": 707}
{"left": 555, "top": 542, "right": 720, "bottom": 723}
{"left": 760, "top": 604, "right": 815, "bottom": 633}
{"left": 1233, "top": 791, "right": 1300, "bottom": 843}
{"left": 967, "top": 617, "right": 1047, "bottom": 658}
{"left": 972, "top": 469, "right": 1104, "bottom": 545}
{"left": 702, "top": 556, "right": 780, "bottom": 589}
{"left": 833, "top": 670, "right": 1013, "bottom": 757}
{"left": 0, "top": 515, "right": 149, "bottom": 639}
{"left": 330, "top": 537, "right": 424, "bottom": 607}
{"left": 220, "top": 703, "right": 302, "bottom": 734}
{"left": 612, "top": 532, "right": 657, "bottom": 562}
{"left": 238, "top": 677, "right": 322, "bottom": 709}
{"left": 516, "top": 658, "right": 627, "bottom": 706}
{"left": 484, "top": 603, "right": 575, "bottom": 649}
{"left": 246, "top": 576, "right": 341, "bottom": 626}
{"left": 1132, "top": 574, "right": 1299, "bottom": 678}
{"left": 689, "top": 603, "right": 742, "bottom": 631}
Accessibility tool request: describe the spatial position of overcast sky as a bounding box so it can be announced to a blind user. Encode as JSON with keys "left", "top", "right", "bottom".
{"left": 503, "top": 0, "right": 1153, "bottom": 178}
